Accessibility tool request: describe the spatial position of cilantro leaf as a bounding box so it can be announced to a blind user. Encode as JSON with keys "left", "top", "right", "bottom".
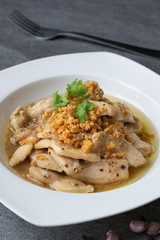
{"left": 75, "top": 99, "right": 94, "bottom": 123}
{"left": 75, "top": 100, "right": 88, "bottom": 123}
{"left": 67, "top": 79, "right": 88, "bottom": 96}
{"left": 53, "top": 90, "right": 70, "bottom": 109}
{"left": 78, "top": 83, "right": 88, "bottom": 96}
{"left": 86, "top": 101, "right": 95, "bottom": 111}
{"left": 53, "top": 79, "right": 94, "bottom": 123}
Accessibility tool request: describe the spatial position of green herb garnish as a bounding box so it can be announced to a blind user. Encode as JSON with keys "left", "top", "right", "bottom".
{"left": 75, "top": 99, "right": 94, "bottom": 123}
{"left": 67, "top": 79, "right": 88, "bottom": 97}
{"left": 53, "top": 79, "right": 94, "bottom": 123}
{"left": 53, "top": 90, "right": 70, "bottom": 109}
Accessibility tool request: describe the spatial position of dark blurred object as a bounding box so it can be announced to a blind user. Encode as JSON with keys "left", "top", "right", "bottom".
{"left": 9, "top": 9, "right": 160, "bottom": 58}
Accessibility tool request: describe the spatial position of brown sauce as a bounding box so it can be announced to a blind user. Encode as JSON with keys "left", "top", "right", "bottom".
{"left": 4, "top": 98, "right": 158, "bottom": 193}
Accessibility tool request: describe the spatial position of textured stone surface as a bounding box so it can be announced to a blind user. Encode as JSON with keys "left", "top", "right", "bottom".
{"left": 0, "top": 0, "right": 160, "bottom": 239}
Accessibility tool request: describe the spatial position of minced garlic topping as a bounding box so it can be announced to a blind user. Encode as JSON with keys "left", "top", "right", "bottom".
{"left": 36, "top": 81, "right": 129, "bottom": 156}
{"left": 39, "top": 102, "right": 109, "bottom": 149}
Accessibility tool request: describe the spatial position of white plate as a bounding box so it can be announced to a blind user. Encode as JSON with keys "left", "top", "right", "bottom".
{"left": 0, "top": 52, "right": 160, "bottom": 227}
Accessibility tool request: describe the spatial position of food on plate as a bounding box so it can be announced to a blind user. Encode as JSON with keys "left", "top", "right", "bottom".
{"left": 5, "top": 79, "right": 156, "bottom": 193}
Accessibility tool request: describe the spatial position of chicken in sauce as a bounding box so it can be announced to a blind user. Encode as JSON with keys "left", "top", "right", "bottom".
{"left": 6, "top": 80, "right": 155, "bottom": 193}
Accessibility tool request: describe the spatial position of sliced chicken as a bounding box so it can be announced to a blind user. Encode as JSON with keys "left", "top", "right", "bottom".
{"left": 10, "top": 106, "right": 29, "bottom": 130}
{"left": 29, "top": 149, "right": 44, "bottom": 159}
{"left": 29, "top": 150, "right": 63, "bottom": 172}
{"left": 29, "top": 166, "right": 59, "bottom": 183}
{"left": 89, "top": 100, "right": 116, "bottom": 117}
{"left": 70, "top": 159, "right": 129, "bottom": 184}
{"left": 9, "top": 134, "right": 40, "bottom": 166}
{"left": 35, "top": 139, "right": 101, "bottom": 162}
{"left": 92, "top": 129, "right": 122, "bottom": 157}
{"left": 113, "top": 102, "right": 136, "bottom": 123}
{"left": 90, "top": 100, "right": 141, "bottom": 128}
{"left": 37, "top": 123, "right": 54, "bottom": 139}
{"left": 34, "top": 139, "right": 54, "bottom": 149}
{"left": 50, "top": 178, "right": 94, "bottom": 193}
{"left": 29, "top": 166, "right": 94, "bottom": 193}
{"left": 126, "top": 127, "right": 155, "bottom": 155}
{"left": 126, "top": 116, "right": 143, "bottom": 133}
{"left": 125, "top": 143, "right": 147, "bottom": 167}
{"left": 9, "top": 144, "right": 33, "bottom": 166}
{"left": 19, "top": 134, "right": 39, "bottom": 146}
{"left": 26, "top": 97, "right": 53, "bottom": 118}
{"left": 92, "top": 131, "right": 147, "bottom": 167}
{"left": 11, "top": 127, "right": 34, "bottom": 143}
{"left": 48, "top": 148, "right": 83, "bottom": 174}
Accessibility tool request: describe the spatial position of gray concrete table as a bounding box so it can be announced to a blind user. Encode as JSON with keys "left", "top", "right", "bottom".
{"left": 0, "top": 0, "right": 160, "bottom": 239}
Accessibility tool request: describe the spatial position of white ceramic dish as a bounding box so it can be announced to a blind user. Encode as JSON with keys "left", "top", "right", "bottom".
{"left": 0, "top": 52, "right": 160, "bottom": 227}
